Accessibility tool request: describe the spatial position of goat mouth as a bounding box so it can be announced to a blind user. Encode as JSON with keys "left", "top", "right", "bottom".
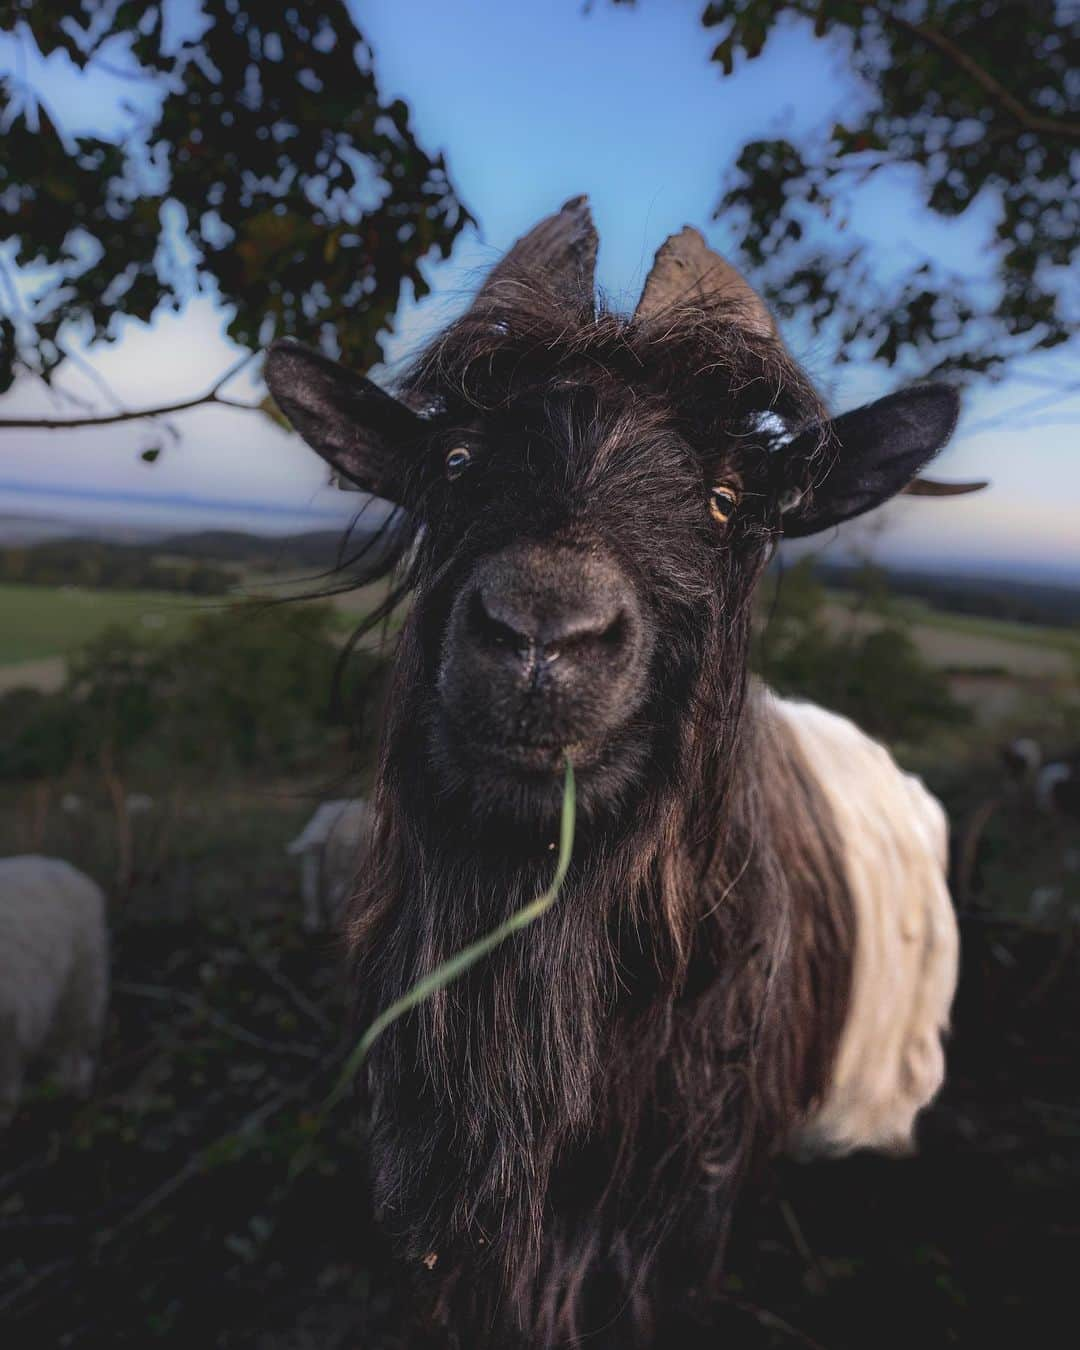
{"left": 429, "top": 711, "right": 653, "bottom": 827}
{"left": 475, "top": 736, "right": 601, "bottom": 773}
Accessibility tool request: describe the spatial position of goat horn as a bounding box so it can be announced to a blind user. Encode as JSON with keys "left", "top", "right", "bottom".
{"left": 634, "top": 226, "right": 775, "bottom": 337}
{"left": 903, "top": 477, "right": 989, "bottom": 496}
{"left": 472, "top": 195, "right": 597, "bottom": 313}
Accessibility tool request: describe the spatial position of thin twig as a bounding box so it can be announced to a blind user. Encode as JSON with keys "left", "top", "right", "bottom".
{"left": 57, "top": 339, "right": 128, "bottom": 413}
{"left": 778, "top": 1197, "right": 828, "bottom": 1291}
{"left": 95, "top": 1036, "right": 223, "bottom": 1094}
{"left": 98, "top": 1081, "right": 304, "bottom": 1242}
{"left": 100, "top": 1040, "right": 348, "bottom": 1249}
{"left": 0, "top": 353, "right": 261, "bottom": 429}
{"left": 955, "top": 378, "right": 1080, "bottom": 439}
{"left": 112, "top": 980, "right": 321, "bottom": 1061}
{"left": 0, "top": 1147, "right": 58, "bottom": 1202}
{"left": 858, "top": 1, "right": 1080, "bottom": 143}
{"left": 0, "top": 1055, "right": 344, "bottom": 1318}
{"left": 0, "top": 1260, "right": 73, "bottom": 1318}
{"left": 0, "top": 1212, "right": 78, "bottom": 1230}
{"left": 1019, "top": 926, "right": 1075, "bottom": 1009}
{"left": 242, "top": 943, "right": 337, "bottom": 1038}
{"left": 207, "top": 350, "right": 259, "bottom": 397}
{"left": 720, "top": 1292, "right": 831, "bottom": 1350}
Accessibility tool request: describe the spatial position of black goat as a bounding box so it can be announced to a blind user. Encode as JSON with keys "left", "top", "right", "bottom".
{"left": 266, "top": 198, "right": 962, "bottom": 1347}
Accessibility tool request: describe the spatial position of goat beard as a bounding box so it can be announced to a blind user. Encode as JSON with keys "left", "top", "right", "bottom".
{"left": 352, "top": 780, "right": 752, "bottom": 1342}
{"left": 353, "top": 721, "right": 706, "bottom": 1240}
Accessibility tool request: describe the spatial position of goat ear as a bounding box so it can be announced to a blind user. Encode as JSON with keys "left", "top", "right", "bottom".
{"left": 779, "top": 385, "right": 961, "bottom": 539}
{"left": 264, "top": 339, "right": 424, "bottom": 501}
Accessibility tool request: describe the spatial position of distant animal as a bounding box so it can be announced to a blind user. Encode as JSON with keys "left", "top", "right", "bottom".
{"left": 0, "top": 856, "right": 108, "bottom": 1128}
{"left": 1002, "top": 737, "right": 1080, "bottom": 819}
{"left": 266, "top": 199, "right": 970, "bottom": 1346}
{"left": 287, "top": 799, "right": 373, "bottom": 930}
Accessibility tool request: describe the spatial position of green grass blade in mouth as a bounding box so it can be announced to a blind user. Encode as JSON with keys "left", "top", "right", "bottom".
{"left": 322, "top": 761, "right": 577, "bottom": 1116}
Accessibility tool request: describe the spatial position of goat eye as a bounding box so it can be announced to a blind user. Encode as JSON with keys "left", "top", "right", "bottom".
{"left": 708, "top": 483, "right": 740, "bottom": 525}
{"left": 444, "top": 446, "right": 472, "bottom": 480}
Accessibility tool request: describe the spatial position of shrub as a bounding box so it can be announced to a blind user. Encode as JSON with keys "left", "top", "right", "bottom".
{"left": 755, "top": 560, "right": 969, "bottom": 742}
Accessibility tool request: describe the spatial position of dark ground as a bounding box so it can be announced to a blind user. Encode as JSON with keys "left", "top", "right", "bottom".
{"left": 1, "top": 893, "right": 1077, "bottom": 1350}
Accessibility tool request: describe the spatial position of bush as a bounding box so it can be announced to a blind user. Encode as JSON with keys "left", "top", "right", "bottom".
{"left": 0, "top": 685, "right": 84, "bottom": 781}
{"left": 0, "top": 602, "right": 386, "bottom": 786}
{"left": 161, "top": 605, "right": 344, "bottom": 773}
{"left": 755, "top": 560, "right": 969, "bottom": 742}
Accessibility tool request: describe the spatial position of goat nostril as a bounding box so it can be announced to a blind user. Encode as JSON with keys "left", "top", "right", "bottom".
{"left": 465, "top": 585, "right": 631, "bottom": 666}
{"left": 468, "top": 590, "right": 528, "bottom": 654}
{"left": 539, "top": 610, "right": 625, "bottom": 663}
{"left": 599, "top": 611, "right": 626, "bottom": 649}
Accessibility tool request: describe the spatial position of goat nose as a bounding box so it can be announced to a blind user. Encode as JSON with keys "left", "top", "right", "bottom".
{"left": 468, "top": 582, "right": 624, "bottom": 665}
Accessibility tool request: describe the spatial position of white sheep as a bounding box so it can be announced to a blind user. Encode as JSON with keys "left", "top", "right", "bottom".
{"left": 0, "top": 856, "right": 109, "bottom": 1127}
{"left": 287, "top": 799, "right": 373, "bottom": 930}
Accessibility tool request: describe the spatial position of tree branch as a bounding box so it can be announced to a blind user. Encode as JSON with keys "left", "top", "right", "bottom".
{"left": 0, "top": 353, "right": 262, "bottom": 430}
{"left": 859, "top": 2, "right": 1080, "bottom": 144}
{"left": 954, "top": 376, "right": 1080, "bottom": 438}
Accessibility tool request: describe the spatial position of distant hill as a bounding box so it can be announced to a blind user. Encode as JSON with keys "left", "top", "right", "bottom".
{"left": 155, "top": 528, "right": 362, "bottom": 570}
{"left": 816, "top": 563, "right": 1080, "bottom": 628}
{"left": 0, "top": 513, "right": 161, "bottom": 548}
{"left": 0, "top": 516, "right": 397, "bottom": 582}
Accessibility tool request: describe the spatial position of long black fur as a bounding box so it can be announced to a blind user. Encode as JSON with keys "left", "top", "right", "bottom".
{"left": 325, "top": 272, "right": 862, "bottom": 1345}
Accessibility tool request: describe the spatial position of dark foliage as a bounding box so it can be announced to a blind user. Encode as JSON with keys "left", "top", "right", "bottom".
{"left": 0, "top": 540, "right": 232, "bottom": 593}
{"left": 0, "top": 603, "right": 384, "bottom": 785}
{"left": 0, "top": 0, "right": 472, "bottom": 390}
{"left": 1, "top": 895, "right": 1075, "bottom": 1350}
{"left": 0, "top": 683, "right": 84, "bottom": 781}
{"left": 615, "top": 0, "right": 1079, "bottom": 377}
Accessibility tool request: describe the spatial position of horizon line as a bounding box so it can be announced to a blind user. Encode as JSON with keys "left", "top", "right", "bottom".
{"left": 0, "top": 477, "right": 360, "bottom": 520}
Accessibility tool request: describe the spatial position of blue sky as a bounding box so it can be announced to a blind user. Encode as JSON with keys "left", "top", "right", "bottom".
{"left": 0, "top": 0, "right": 1077, "bottom": 577}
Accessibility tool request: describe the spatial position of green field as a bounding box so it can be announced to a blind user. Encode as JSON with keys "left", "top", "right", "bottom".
{"left": 0, "top": 580, "right": 382, "bottom": 675}
{"left": 0, "top": 582, "right": 206, "bottom": 666}
{"left": 887, "top": 594, "right": 1080, "bottom": 657}
{"left": 817, "top": 592, "right": 1079, "bottom": 678}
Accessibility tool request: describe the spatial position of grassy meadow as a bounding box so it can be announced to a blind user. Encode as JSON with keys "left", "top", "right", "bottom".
{"left": 0, "top": 580, "right": 201, "bottom": 665}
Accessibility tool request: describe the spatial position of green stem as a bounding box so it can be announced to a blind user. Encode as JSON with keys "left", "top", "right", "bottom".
{"left": 296, "top": 762, "right": 577, "bottom": 1165}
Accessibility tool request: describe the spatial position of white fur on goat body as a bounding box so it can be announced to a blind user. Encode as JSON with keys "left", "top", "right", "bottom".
{"left": 0, "top": 856, "right": 109, "bottom": 1126}
{"left": 768, "top": 697, "right": 959, "bottom": 1156}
